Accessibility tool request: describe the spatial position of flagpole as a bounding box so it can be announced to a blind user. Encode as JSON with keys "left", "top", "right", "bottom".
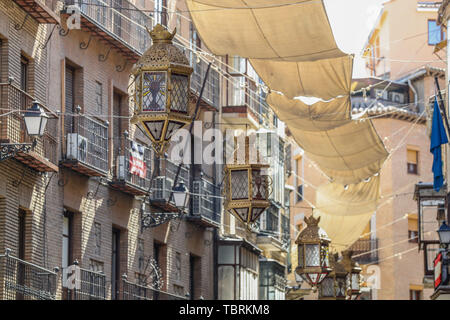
{"left": 434, "top": 76, "right": 450, "bottom": 136}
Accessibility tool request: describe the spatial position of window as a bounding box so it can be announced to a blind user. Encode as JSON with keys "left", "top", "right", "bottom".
{"left": 20, "top": 56, "right": 28, "bottom": 92}
{"left": 409, "top": 289, "right": 422, "bottom": 300}
{"left": 408, "top": 214, "right": 418, "bottom": 243}
{"left": 94, "top": 222, "right": 101, "bottom": 255}
{"left": 175, "top": 252, "right": 181, "bottom": 281}
{"left": 89, "top": 259, "right": 104, "bottom": 273}
{"left": 62, "top": 211, "right": 73, "bottom": 287}
{"left": 297, "top": 184, "right": 303, "bottom": 202}
{"left": 176, "top": 9, "right": 181, "bottom": 31}
{"left": 18, "top": 209, "right": 27, "bottom": 260}
{"left": 407, "top": 149, "right": 418, "bottom": 174}
{"left": 428, "top": 20, "right": 445, "bottom": 45}
{"left": 95, "top": 81, "right": 103, "bottom": 113}
{"left": 111, "top": 228, "right": 120, "bottom": 300}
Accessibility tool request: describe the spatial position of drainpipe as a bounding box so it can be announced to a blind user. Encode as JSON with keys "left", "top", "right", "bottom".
{"left": 408, "top": 79, "right": 418, "bottom": 112}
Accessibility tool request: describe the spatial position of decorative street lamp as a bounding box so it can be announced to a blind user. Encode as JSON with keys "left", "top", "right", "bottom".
{"left": 172, "top": 182, "right": 189, "bottom": 211}
{"left": 438, "top": 221, "right": 450, "bottom": 248}
{"left": 342, "top": 250, "right": 362, "bottom": 299}
{"left": 0, "top": 101, "right": 49, "bottom": 162}
{"left": 223, "top": 136, "right": 271, "bottom": 227}
{"left": 295, "top": 215, "right": 332, "bottom": 288}
{"left": 318, "top": 253, "right": 348, "bottom": 300}
{"left": 130, "top": 24, "right": 194, "bottom": 155}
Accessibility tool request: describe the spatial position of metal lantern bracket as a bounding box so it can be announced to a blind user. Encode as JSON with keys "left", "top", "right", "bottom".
{"left": 141, "top": 210, "right": 180, "bottom": 229}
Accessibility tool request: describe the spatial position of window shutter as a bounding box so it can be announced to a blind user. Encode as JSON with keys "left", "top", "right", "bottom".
{"left": 407, "top": 149, "right": 418, "bottom": 164}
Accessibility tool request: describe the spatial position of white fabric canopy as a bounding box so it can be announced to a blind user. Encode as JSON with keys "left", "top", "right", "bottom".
{"left": 267, "top": 93, "right": 388, "bottom": 185}
{"left": 251, "top": 55, "right": 354, "bottom": 100}
{"left": 186, "top": 0, "right": 347, "bottom": 61}
{"left": 315, "top": 176, "right": 380, "bottom": 250}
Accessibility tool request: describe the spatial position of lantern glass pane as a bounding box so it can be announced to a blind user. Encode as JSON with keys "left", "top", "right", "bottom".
{"left": 39, "top": 116, "right": 48, "bottom": 136}
{"left": 144, "top": 121, "right": 165, "bottom": 141}
{"left": 305, "top": 244, "right": 320, "bottom": 267}
{"left": 233, "top": 208, "right": 249, "bottom": 222}
{"left": 320, "top": 245, "right": 329, "bottom": 267}
{"left": 321, "top": 277, "right": 334, "bottom": 297}
{"left": 142, "top": 71, "right": 167, "bottom": 112}
{"left": 230, "top": 170, "right": 249, "bottom": 200}
{"left": 252, "top": 170, "right": 268, "bottom": 200}
{"left": 170, "top": 74, "right": 189, "bottom": 113}
{"left": 298, "top": 245, "right": 304, "bottom": 268}
{"left": 251, "top": 207, "right": 265, "bottom": 222}
{"left": 335, "top": 278, "right": 346, "bottom": 297}
{"left": 165, "top": 121, "right": 185, "bottom": 140}
{"left": 351, "top": 273, "right": 360, "bottom": 290}
{"left": 308, "top": 273, "right": 318, "bottom": 284}
{"left": 24, "top": 116, "right": 43, "bottom": 136}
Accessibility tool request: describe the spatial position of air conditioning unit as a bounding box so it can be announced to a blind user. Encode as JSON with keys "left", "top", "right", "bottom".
{"left": 391, "top": 92, "right": 404, "bottom": 104}
{"left": 116, "top": 155, "right": 125, "bottom": 180}
{"left": 375, "top": 89, "right": 388, "bottom": 100}
{"left": 151, "top": 176, "right": 173, "bottom": 201}
{"left": 67, "top": 133, "right": 88, "bottom": 163}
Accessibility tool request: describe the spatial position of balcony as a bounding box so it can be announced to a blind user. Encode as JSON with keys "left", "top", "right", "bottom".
{"left": 65, "top": 267, "right": 106, "bottom": 300}
{"left": 0, "top": 83, "right": 58, "bottom": 172}
{"left": 62, "top": 0, "right": 152, "bottom": 63}
{"left": 0, "top": 249, "right": 58, "bottom": 300}
{"left": 122, "top": 277, "right": 187, "bottom": 300}
{"left": 257, "top": 207, "right": 288, "bottom": 253}
{"left": 12, "top": 0, "right": 60, "bottom": 25}
{"left": 186, "top": 178, "right": 221, "bottom": 228}
{"left": 61, "top": 113, "right": 108, "bottom": 176}
{"left": 110, "top": 137, "right": 152, "bottom": 196}
{"left": 149, "top": 158, "right": 189, "bottom": 212}
{"left": 348, "top": 239, "right": 379, "bottom": 265}
{"left": 190, "top": 58, "right": 221, "bottom": 111}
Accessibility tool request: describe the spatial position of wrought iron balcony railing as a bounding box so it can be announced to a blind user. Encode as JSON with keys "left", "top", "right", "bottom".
{"left": 122, "top": 278, "right": 187, "bottom": 300}
{"left": 190, "top": 58, "right": 221, "bottom": 110}
{"left": 111, "top": 136, "right": 152, "bottom": 196}
{"left": 189, "top": 177, "right": 221, "bottom": 226}
{"left": 66, "top": 267, "right": 106, "bottom": 300}
{"left": 63, "top": 113, "right": 109, "bottom": 176}
{"left": 12, "top": 0, "right": 61, "bottom": 25}
{"left": 348, "top": 238, "right": 379, "bottom": 265}
{"left": 0, "top": 83, "right": 58, "bottom": 172}
{"left": 65, "top": 0, "right": 152, "bottom": 58}
{"left": 0, "top": 249, "right": 58, "bottom": 300}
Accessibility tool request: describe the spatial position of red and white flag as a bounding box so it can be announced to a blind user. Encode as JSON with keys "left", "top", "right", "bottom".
{"left": 129, "top": 141, "right": 147, "bottom": 179}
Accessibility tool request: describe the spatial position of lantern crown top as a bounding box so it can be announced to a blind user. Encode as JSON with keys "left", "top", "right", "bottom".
{"left": 146, "top": 24, "right": 176, "bottom": 43}
{"left": 133, "top": 25, "right": 192, "bottom": 73}
{"left": 296, "top": 215, "right": 330, "bottom": 244}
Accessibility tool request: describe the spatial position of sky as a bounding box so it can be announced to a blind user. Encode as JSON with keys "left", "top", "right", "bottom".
{"left": 324, "top": 0, "right": 389, "bottom": 78}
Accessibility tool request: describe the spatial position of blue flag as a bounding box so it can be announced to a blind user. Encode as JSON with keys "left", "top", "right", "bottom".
{"left": 430, "top": 98, "right": 448, "bottom": 191}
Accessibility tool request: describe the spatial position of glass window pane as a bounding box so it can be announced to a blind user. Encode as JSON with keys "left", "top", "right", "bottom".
{"left": 218, "top": 266, "right": 235, "bottom": 300}
{"left": 218, "top": 245, "right": 235, "bottom": 264}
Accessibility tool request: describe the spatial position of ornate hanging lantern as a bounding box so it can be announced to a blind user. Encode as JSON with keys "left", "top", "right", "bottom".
{"left": 295, "top": 215, "right": 332, "bottom": 288}
{"left": 342, "top": 250, "right": 362, "bottom": 299}
{"left": 130, "top": 24, "right": 193, "bottom": 155}
{"left": 318, "top": 253, "right": 348, "bottom": 300}
{"left": 223, "top": 136, "right": 271, "bottom": 226}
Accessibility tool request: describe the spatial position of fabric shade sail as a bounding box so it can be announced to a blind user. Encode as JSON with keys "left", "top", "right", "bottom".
{"left": 268, "top": 92, "right": 388, "bottom": 185}
{"left": 315, "top": 177, "right": 380, "bottom": 250}
{"left": 251, "top": 55, "right": 354, "bottom": 100}
{"left": 186, "top": 0, "right": 347, "bottom": 61}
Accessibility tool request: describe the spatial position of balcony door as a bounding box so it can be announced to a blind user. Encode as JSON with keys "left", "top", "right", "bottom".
{"left": 65, "top": 65, "right": 75, "bottom": 134}
{"left": 111, "top": 228, "right": 120, "bottom": 300}
{"left": 113, "top": 91, "right": 123, "bottom": 159}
